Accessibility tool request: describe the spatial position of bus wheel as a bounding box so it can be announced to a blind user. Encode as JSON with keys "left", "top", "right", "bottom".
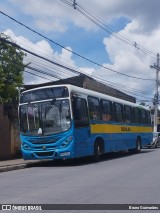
{"left": 129, "top": 138, "right": 141, "bottom": 154}
{"left": 155, "top": 141, "right": 158, "bottom": 148}
{"left": 93, "top": 142, "right": 101, "bottom": 162}
{"left": 136, "top": 138, "right": 141, "bottom": 153}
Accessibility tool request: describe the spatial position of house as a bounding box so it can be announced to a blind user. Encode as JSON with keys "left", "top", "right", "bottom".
{"left": 23, "top": 74, "right": 136, "bottom": 103}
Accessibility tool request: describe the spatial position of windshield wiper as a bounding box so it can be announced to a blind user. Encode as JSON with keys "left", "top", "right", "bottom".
{"left": 26, "top": 102, "right": 41, "bottom": 133}
{"left": 27, "top": 102, "right": 38, "bottom": 110}
{"left": 45, "top": 99, "right": 57, "bottom": 116}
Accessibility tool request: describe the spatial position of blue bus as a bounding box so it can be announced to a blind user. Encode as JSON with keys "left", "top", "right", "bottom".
{"left": 19, "top": 84, "right": 153, "bottom": 161}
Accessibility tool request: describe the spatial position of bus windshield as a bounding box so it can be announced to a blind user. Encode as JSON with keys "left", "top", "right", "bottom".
{"left": 19, "top": 99, "right": 71, "bottom": 135}
{"left": 20, "top": 86, "right": 69, "bottom": 103}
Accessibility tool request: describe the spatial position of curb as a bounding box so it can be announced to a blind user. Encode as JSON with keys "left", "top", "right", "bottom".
{"left": 0, "top": 161, "right": 43, "bottom": 173}
{"left": 0, "top": 164, "right": 27, "bottom": 173}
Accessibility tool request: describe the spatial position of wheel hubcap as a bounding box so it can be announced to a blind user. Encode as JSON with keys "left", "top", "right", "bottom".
{"left": 137, "top": 141, "right": 140, "bottom": 151}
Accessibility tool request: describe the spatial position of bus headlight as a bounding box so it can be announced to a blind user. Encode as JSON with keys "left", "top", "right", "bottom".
{"left": 61, "top": 136, "right": 73, "bottom": 148}
{"left": 22, "top": 143, "right": 31, "bottom": 150}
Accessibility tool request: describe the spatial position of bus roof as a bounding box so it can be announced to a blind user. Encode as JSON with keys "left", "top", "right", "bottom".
{"left": 20, "top": 84, "right": 149, "bottom": 110}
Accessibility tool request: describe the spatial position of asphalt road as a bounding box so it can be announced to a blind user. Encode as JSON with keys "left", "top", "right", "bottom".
{"left": 0, "top": 148, "right": 160, "bottom": 212}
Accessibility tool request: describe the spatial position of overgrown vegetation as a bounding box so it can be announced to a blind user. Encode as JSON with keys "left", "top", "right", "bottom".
{"left": 0, "top": 33, "right": 26, "bottom": 104}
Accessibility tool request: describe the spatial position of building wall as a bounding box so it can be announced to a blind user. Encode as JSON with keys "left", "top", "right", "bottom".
{"left": 0, "top": 104, "right": 20, "bottom": 159}
{"left": 23, "top": 75, "right": 136, "bottom": 103}
{"left": 83, "top": 77, "right": 136, "bottom": 103}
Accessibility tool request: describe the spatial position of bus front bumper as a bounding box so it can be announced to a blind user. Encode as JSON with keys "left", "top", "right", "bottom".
{"left": 21, "top": 147, "right": 74, "bottom": 160}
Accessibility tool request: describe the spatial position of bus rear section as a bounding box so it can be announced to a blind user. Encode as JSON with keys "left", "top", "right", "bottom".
{"left": 70, "top": 87, "right": 153, "bottom": 160}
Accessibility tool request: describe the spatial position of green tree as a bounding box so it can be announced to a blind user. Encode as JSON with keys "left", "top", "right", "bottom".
{"left": 0, "top": 33, "right": 26, "bottom": 103}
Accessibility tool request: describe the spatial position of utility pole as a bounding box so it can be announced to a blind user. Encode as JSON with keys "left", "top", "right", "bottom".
{"left": 150, "top": 53, "right": 160, "bottom": 132}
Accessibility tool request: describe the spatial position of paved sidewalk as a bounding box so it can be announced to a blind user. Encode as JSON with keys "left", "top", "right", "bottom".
{"left": 0, "top": 158, "right": 42, "bottom": 173}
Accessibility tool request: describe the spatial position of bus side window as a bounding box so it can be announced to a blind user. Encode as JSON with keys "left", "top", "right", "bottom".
{"left": 142, "top": 109, "right": 148, "bottom": 124}
{"left": 137, "top": 108, "right": 146, "bottom": 124}
{"left": 138, "top": 109, "right": 145, "bottom": 124}
{"left": 132, "top": 107, "right": 139, "bottom": 123}
{"left": 124, "top": 105, "right": 132, "bottom": 123}
{"left": 88, "top": 96, "right": 101, "bottom": 120}
{"left": 101, "top": 99, "right": 113, "bottom": 122}
{"left": 146, "top": 111, "right": 151, "bottom": 125}
{"left": 72, "top": 97, "right": 89, "bottom": 128}
{"left": 114, "top": 103, "right": 124, "bottom": 123}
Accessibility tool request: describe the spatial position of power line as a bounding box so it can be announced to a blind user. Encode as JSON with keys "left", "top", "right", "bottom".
{"left": 24, "top": 70, "right": 52, "bottom": 81}
{"left": 24, "top": 55, "right": 77, "bottom": 79}
{"left": 25, "top": 66, "right": 153, "bottom": 101}
{"left": 26, "top": 61, "right": 153, "bottom": 100}
{"left": 25, "top": 56, "right": 153, "bottom": 99}
{"left": 0, "top": 36, "right": 81, "bottom": 75}
{"left": 0, "top": 35, "right": 154, "bottom": 101}
{"left": 62, "top": 0, "right": 156, "bottom": 59}
{"left": 0, "top": 10, "right": 154, "bottom": 81}
{"left": 21, "top": 44, "right": 153, "bottom": 97}
{"left": 14, "top": 33, "right": 153, "bottom": 97}
{"left": 25, "top": 53, "right": 153, "bottom": 96}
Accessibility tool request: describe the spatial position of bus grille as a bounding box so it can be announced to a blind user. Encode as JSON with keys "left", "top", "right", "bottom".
{"left": 36, "top": 151, "right": 54, "bottom": 157}
{"left": 28, "top": 138, "right": 59, "bottom": 144}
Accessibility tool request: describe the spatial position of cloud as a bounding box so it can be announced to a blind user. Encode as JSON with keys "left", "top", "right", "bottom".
{"left": 102, "top": 19, "right": 159, "bottom": 101}
{"left": 35, "top": 18, "right": 67, "bottom": 33}
{"left": 55, "top": 46, "right": 76, "bottom": 67}
{"left": 9, "top": 0, "right": 92, "bottom": 32}
{"left": 3, "top": 0, "right": 160, "bottom": 103}
{"left": 3, "top": 29, "right": 77, "bottom": 84}
{"left": 79, "top": 67, "right": 97, "bottom": 77}
{"left": 3, "top": 23, "right": 157, "bottom": 103}
{"left": 9, "top": 0, "right": 160, "bottom": 32}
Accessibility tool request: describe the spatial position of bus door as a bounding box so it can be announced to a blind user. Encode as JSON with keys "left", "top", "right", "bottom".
{"left": 72, "top": 96, "right": 91, "bottom": 157}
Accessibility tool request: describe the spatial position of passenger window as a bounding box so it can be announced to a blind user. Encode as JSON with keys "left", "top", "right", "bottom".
{"left": 114, "top": 103, "right": 124, "bottom": 122}
{"left": 72, "top": 97, "right": 89, "bottom": 128}
{"left": 132, "top": 107, "right": 139, "bottom": 123}
{"left": 142, "top": 109, "right": 146, "bottom": 124}
{"left": 101, "top": 100, "right": 113, "bottom": 122}
{"left": 141, "top": 109, "right": 148, "bottom": 124}
{"left": 146, "top": 111, "right": 151, "bottom": 125}
{"left": 138, "top": 109, "right": 146, "bottom": 124}
{"left": 88, "top": 96, "right": 101, "bottom": 120}
{"left": 124, "top": 105, "right": 132, "bottom": 123}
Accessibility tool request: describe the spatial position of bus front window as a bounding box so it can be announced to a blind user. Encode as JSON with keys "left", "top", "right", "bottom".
{"left": 20, "top": 99, "right": 71, "bottom": 135}
{"left": 43, "top": 99, "right": 71, "bottom": 134}
{"left": 20, "top": 104, "right": 40, "bottom": 135}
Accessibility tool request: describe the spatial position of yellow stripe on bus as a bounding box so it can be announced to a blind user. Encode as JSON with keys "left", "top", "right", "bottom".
{"left": 91, "top": 124, "right": 153, "bottom": 134}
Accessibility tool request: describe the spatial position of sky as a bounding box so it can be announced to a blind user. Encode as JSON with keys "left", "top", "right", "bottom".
{"left": 0, "top": 0, "right": 160, "bottom": 104}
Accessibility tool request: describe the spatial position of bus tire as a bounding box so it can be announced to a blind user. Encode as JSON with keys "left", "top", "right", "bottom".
{"left": 93, "top": 142, "right": 101, "bottom": 162}
{"left": 129, "top": 138, "right": 141, "bottom": 154}
{"left": 155, "top": 141, "right": 158, "bottom": 148}
{"left": 135, "top": 138, "right": 141, "bottom": 153}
